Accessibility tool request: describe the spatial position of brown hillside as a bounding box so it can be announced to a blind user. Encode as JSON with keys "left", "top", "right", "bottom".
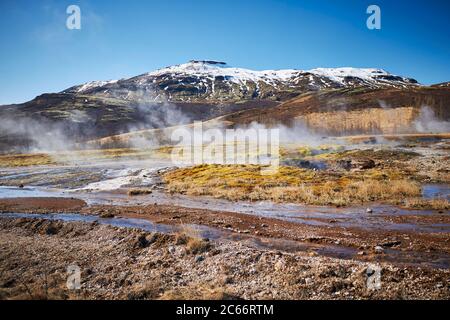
{"left": 223, "top": 87, "right": 450, "bottom": 135}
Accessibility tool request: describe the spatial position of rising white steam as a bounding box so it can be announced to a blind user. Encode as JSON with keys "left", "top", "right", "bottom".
{"left": 414, "top": 106, "right": 449, "bottom": 133}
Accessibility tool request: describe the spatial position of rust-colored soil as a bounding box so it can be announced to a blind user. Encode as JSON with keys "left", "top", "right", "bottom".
{"left": 0, "top": 197, "right": 86, "bottom": 213}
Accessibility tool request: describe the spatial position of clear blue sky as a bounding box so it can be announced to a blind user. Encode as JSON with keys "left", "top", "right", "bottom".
{"left": 0, "top": 0, "right": 449, "bottom": 104}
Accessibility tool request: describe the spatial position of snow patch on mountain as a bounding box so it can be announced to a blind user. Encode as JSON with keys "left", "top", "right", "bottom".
{"left": 71, "top": 80, "right": 119, "bottom": 93}
{"left": 146, "top": 60, "right": 300, "bottom": 85}
{"left": 145, "top": 60, "right": 416, "bottom": 87}
{"left": 308, "top": 67, "right": 388, "bottom": 84}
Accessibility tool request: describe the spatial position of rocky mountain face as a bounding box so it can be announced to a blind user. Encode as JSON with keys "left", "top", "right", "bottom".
{"left": 63, "top": 60, "right": 419, "bottom": 103}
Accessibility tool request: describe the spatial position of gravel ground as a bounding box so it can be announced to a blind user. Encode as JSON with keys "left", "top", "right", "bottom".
{"left": 0, "top": 218, "right": 449, "bottom": 300}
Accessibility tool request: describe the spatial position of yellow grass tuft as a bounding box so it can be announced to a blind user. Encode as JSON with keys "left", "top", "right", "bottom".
{"left": 404, "top": 198, "right": 450, "bottom": 210}
{"left": 0, "top": 153, "right": 55, "bottom": 167}
{"left": 175, "top": 225, "right": 211, "bottom": 254}
{"left": 159, "top": 284, "right": 233, "bottom": 300}
{"left": 163, "top": 164, "right": 422, "bottom": 206}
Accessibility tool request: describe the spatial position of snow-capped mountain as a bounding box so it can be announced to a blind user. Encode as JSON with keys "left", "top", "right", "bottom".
{"left": 63, "top": 60, "right": 419, "bottom": 103}
{"left": 2, "top": 60, "right": 447, "bottom": 152}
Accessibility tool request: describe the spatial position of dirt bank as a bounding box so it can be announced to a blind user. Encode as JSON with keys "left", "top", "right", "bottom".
{"left": 0, "top": 197, "right": 449, "bottom": 269}
{"left": 0, "top": 217, "right": 449, "bottom": 300}
{"left": 0, "top": 197, "right": 86, "bottom": 213}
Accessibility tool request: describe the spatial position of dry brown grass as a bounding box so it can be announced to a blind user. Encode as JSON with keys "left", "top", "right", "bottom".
{"left": 4, "top": 272, "right": 76, "bottom": 300}
{"left": 163, "top": 164, "right": 422, "bottom": 206}
{"left": 404, "top": 198, "right": 450, "bottom": 210}
{"left": 127, "top": 188, "right": 153, "bottom": 196}
{"left": 175, "top": 225, "right": 211, "bottom": 254}
{"left": 0, "top": 148, "right": 161, "bottom": 168}
{"left": 0, "top": 153, "right": 55, "bottom": 167}
{"left": 127, "top": 279, "right": 162, "bottom": 300}
{"left": 238, "top": 179, "right": 420, "bottom": 206}
{"left": 159, "top": 284, "right": 234, "bottom": 300}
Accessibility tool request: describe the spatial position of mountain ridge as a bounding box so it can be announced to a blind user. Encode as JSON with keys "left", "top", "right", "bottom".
{"left": 62, "top": 60, "right": 419, "bottom": 103}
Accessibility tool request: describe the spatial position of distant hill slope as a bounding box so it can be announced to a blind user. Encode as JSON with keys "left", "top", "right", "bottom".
{"left": 222, "top": 87, "right": 450, "bottom": 135}
{"left": 431, "top": 82, "right": 450, "bottom": 88}
{"left": 85, "top": 86, "right": 450, "bottom": 149}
